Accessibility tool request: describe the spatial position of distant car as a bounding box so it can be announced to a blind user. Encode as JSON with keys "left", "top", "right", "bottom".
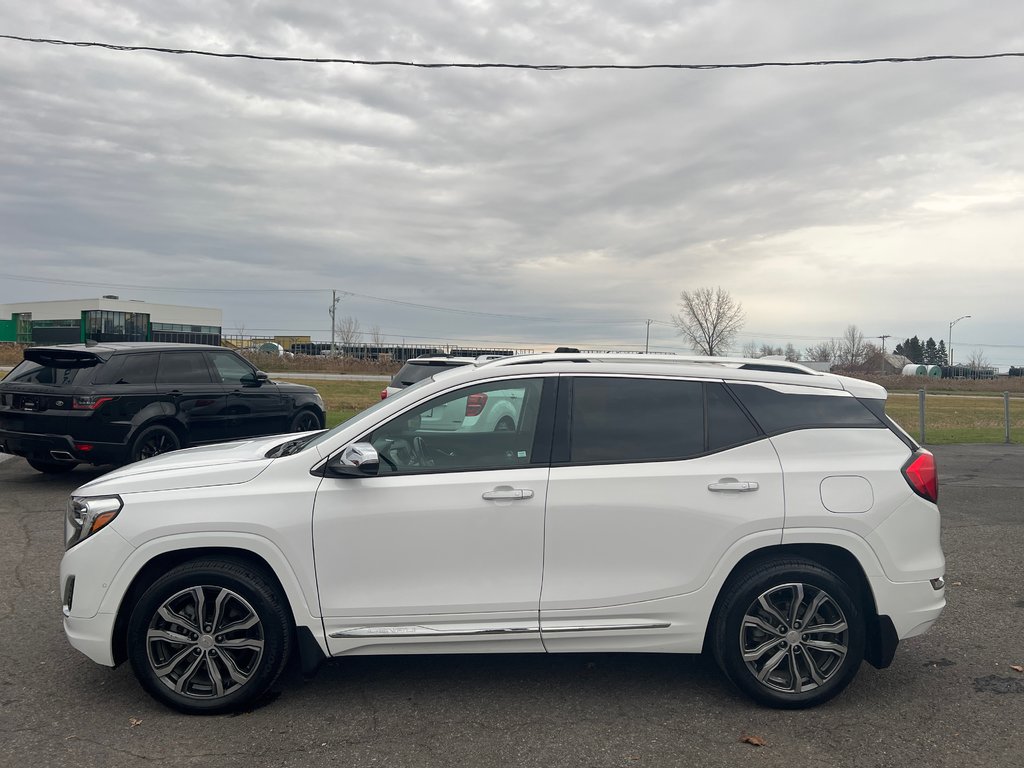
{"left": 0, "top": 343, "right": 325, "bottom": 472}
{"left": 381, "top": 354, "right": 504, "bottom": 399}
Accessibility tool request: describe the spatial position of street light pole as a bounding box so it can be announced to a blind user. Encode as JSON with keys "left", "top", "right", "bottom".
{"left": 948, "top": 314, "right": 971, "bottom": 368}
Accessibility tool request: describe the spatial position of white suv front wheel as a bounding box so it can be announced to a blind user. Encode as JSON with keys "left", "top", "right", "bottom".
{"left": 712, "top": 558, "right": 865, "bottom": 708}
{"left": 126, "top": 558, "right": 292, "bottom": 715}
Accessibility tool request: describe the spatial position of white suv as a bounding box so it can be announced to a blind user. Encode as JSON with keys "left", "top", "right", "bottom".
{"left": 60, "top": 353, "right": 944, "bottom": 714}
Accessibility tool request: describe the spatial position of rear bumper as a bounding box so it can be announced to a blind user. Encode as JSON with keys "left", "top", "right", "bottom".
{"left": 0, "top": 429, "right": 125, "bottom": 465}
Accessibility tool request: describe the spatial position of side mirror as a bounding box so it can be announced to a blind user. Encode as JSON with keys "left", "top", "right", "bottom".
{"left": 241, "top": 370, "right": 270, "bottom": 387}
{"left": 324, "top": 442, "right": 380, "bottom": 478}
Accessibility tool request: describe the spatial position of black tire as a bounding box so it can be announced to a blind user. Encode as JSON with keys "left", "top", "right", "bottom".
{"left": 130, "top": 424, "right": 181, "bottom": 462}
{"left": 126, "top": 558, "right": 292, "bottom": 715}
{"left": 26, "top": 458, "right": 77, "bottom": 474}
{"left": 289, "top": 409, "right": 323, "bottom": 432}
{"left": 711, "top": 558, "right": 865, "bottom": 709}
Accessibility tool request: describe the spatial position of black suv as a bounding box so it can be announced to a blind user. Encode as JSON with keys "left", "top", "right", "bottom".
{"left": 0, "top": 343, "right": 325, "bottom": 473}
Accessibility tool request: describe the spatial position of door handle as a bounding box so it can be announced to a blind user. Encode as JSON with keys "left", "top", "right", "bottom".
{"left": 708, "top": 478, "right": 759, "bottom": 492}
{"left": 482, "top": 487, "right": 534, "bottom": 501}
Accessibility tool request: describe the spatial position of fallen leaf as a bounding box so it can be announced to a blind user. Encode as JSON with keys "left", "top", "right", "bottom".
{"left": 129, "top": 718, "right": 143, "bottom": 728}
{"left": 951, "top": 581, "right": 962, "bottom": 586}
{"left": 1010, "top": 665, "right": 1024, "bottom": 674}
{"left": 740, "top": 734, "right": 767, "bottom": 747}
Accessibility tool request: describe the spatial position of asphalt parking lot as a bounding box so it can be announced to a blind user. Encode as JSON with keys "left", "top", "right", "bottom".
{"left": 1, "top": 445, "right": 1021, "bottom": 768}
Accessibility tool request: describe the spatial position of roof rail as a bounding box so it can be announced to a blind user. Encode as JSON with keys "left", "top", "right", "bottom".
{"left": 478, "top": 352, "right": 821, "bottom": 376}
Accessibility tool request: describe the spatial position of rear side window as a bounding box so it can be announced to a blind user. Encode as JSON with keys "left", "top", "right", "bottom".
{"left": 569, "top": 377, "right": 704, "bottom": 463}
{"left": 707, "top": 383, "right": 760, "bottom": 451}
{"left": 728, "top": 383, "right": 883, "bottom": 434}
{"left": 156, "top": 352, "right": 214, "bottom": 384}
{"left": 92, "top": 353, "right": 158, "bottom": 385}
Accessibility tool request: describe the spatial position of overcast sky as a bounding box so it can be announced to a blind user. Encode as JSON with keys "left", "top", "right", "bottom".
{"left": 1, "top": 1, "right": 1022, "bottom": 365}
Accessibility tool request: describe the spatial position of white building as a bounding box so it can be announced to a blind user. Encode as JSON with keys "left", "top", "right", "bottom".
{"left": 0, "top": 297, "right": 222, "bottom": 346}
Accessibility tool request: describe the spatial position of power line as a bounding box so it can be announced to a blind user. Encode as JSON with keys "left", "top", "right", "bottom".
{"left": 2, "top": 34, "right": 1023, "bottom": 72}
{"left": 0, "top": 270, "right": 643, "bottom": 324}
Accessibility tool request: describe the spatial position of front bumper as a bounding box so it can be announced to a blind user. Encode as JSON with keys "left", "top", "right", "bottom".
{"left": 60, "top": 526, "right": 135, "bottom": 666}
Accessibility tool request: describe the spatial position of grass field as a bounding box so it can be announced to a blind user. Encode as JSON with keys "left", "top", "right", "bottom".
{"left": 886, "top": 392, "right": 1023, "bottom": 444}
{"left": 281, "top": 377, "right": 1024, "bottom": 444}
{"left": 276, "top": 378, "right": 383, "bottom": 428}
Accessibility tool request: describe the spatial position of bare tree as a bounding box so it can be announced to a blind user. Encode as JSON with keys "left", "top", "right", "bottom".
{"left": 784, "top": 343, "right": 799, "bottom": 362}
{"left": 758, "top": 343, "right": 784, "bottom": 358}
{"left": 741, "top": 340, "right": 760, "bottom": 358}
{"left": 805, "top": 339, "right": 840, "bottom": 364}
{"left": 369, "top": 324, "right": 386, "bottom": 347}
{"left": 334, "top": 315, "right": 362, "bottom": 348}
{"left": 837, "top": 325, "right": 870, "bottom": 368}
{"left": 671, "top": 287, "right": 745, "bottom": 356}
{"left": 964, "top": 349, "right": 989, "bottom": 369}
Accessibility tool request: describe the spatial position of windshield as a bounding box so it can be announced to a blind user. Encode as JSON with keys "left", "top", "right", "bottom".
{"left": 301, "top": 377, "right": 432, "bottom": 452}
{"left": 3, "top": 359, "right": 94, "bottom": 386}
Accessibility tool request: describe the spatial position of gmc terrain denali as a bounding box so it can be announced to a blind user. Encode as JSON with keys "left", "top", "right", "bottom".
{"left": 0, "top": 342, "right": 325, "bottom": 471}
{"left": 58, "top": 353, "right": 944, "bottom": 713}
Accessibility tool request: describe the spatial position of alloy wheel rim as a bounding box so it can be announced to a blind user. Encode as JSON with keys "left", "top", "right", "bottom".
{"left": 293, "top": 413, "right": 319, "bottom": 431}
{"left": 140, "top": 433, "right": 176, "bottom": 458}
{"left": 739, "top": 582, "right": 849, "bottom": 694}
{"left": 146, "top": 585, "right": 265, "bottom": 699}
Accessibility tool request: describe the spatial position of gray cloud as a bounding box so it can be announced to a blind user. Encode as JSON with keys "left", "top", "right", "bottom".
{"left": 1, "top": 1, "right": 1023, "bottom": 362}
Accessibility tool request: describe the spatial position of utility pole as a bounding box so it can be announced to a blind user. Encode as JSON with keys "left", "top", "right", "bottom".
{"left": 645, "top": 319, "right": 653, "bottom": 353}
{"left": 877, "top": 334, "right": 891, "bottom": 373}
{"left": 329, "top": 289, "right": 340, "bottom": 356}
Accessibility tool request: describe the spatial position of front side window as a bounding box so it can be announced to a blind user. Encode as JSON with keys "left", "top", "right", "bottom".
{"left": 369, "top": 378, "right": 546, "bottom": 473}
{"left": 569, "top": 377, "right": 704, "bottom": 463}
{"left": 208, "top": 351, "right": 255, "bottom": 385}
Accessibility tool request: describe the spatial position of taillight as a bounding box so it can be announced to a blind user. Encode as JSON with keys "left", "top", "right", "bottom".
{"left": 902, "top": 449, "right": 938, "bottom": 503}
{"left": 72, "top": 396, "right": 113, "bottom": 411}
{"left": 465, "top": 393, "right": 488, "bottom": 417}
{"left": 380, "top": 389, "right": 388, "bottom": 400}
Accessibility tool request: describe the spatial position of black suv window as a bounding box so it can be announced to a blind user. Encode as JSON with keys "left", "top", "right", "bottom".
{"left": 92, "top": 353, "right": 158, "bottom": 385}
{"left": 569, "top": 377, "right": 704, "bottom": 463}
{"left": 3, "top": 360, "right": 93, "bottom": 386}
{"left": 156, "top": 352, "right": 214, "bottom": 384}
{"left": 728, "top": 383, "right": 883, "bottom": 434}
{"left": 207, "top": 351, "right": 255, "bottom": 385}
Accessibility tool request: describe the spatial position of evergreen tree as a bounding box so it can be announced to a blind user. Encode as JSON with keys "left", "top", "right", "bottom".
{"left": 936, "top": 339, "right": 948, "bottom": 366}
{"left": 924, "top": 337, "right": 939, "bottom": 364}
{"left": 894, "top": 336, "right": 924, "bottom": 363}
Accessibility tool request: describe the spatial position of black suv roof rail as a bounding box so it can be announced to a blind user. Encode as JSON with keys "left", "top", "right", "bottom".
{"left": 479, "top": 352, "right": 821, "bottom": 376}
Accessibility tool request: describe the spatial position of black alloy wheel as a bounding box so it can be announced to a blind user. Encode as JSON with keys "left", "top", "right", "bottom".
{"left": 130, "top": 424, "right": 182, "bottom": 462}
{"left": 290, "top": 409, "right": 323, "bottom": 432}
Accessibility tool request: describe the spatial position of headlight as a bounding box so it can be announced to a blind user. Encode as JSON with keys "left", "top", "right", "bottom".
{"left": 65, "top": 495, "right": 123, "bottom": 550}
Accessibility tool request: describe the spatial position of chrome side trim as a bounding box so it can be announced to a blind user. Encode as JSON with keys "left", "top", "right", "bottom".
{"left": 329, "top": 625, "right": 539, "bottom": 639}
{"left": 541, "top": 622, "right": 672, "bottom": 633}
{"left": 328, "top": 621, "right": 672, "bottom": 639}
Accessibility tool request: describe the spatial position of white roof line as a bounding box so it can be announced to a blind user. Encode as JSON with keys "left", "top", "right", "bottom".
{"left": 480, "top": 352, "right": 822, "bottom": 375}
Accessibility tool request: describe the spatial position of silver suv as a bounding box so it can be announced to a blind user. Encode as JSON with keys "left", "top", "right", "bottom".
{"left": 60, "top": 352, "right": 944, "bottom": 714}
